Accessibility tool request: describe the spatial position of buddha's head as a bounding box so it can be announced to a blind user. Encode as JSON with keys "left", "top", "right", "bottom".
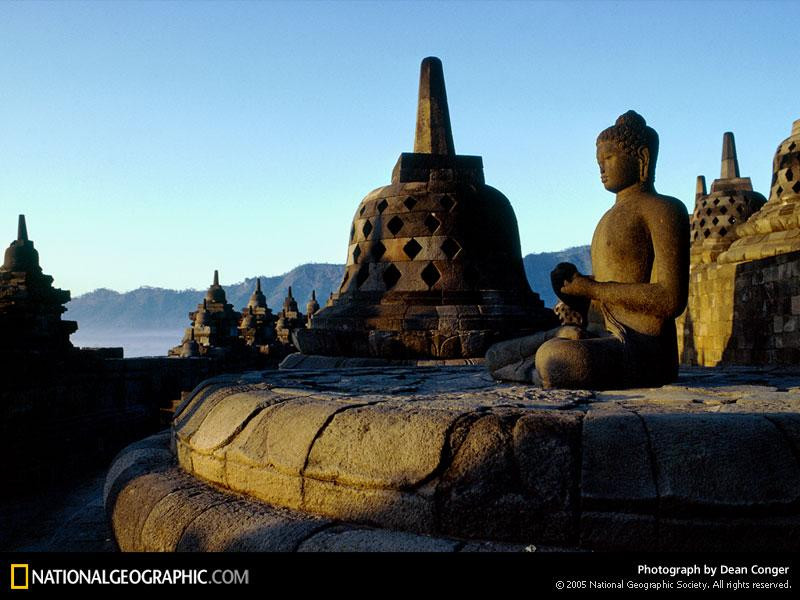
{"left": 596, "top": 110, "right": 659, "bottom": 193}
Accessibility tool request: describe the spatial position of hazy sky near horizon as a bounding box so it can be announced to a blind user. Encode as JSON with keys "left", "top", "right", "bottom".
{"left": 1, "top": 0, "right": 798, "bottom": 296}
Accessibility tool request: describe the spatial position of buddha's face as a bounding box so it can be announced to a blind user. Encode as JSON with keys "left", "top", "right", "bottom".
{"left": 596, "top": 140, "right": 641, "bottom": 193}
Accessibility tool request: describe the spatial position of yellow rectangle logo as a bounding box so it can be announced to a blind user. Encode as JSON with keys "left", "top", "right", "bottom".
{"left": 10, "top": 564, "right": 29, "bottom": 590}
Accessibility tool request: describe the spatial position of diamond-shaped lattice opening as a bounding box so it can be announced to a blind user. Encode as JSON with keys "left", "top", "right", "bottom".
{"left": 360, "top": 205, "right": 367, "bottom": 216}
{"left": 350, "top": 225, "right": 355, "bottom": 241}
{"left": 705, "top": 208, "right": 712, "bottom": 216}
{"left": 356, "top": 264, "right": 370, "bottom": 288}
{"left": 421, "top": 262, "right": 441, "bottom": 288}
{"left": 377, "top": 198, "right": 389, "bottom": 213}
{"left": 712, "top": 217, "right": 719, "bottom": 225}
{"left": 719, "top": 227, "right": 728, "bottom": 237}
{"left": 440, "top": 195, "right": 455, "bottom": 211}
{"left": 362, "top": 220, "right": 373, "bottom": 238}
{"left": 777, "top": 186, "right": 784, "bottom": 196}
{"left": 692, "top": 231, "right": 699, "bottom": 241}
{"left": 790, "top": 142, "right": 797, "bottom": 152}
{"left": 699, "top": 219, "right": 706, "bottom": 227}
{"left": 382, "top": 264, "right": 401, "bottom": 289}
{"left": 703, "top": 228, "right": 711, "bottom": 238}
{"left": 712, "top": 197, "right": 720, "bottom": 206}
{"left": 773, "top": 173, "right": 779, "bottom": 185}
{"left": 728, "top": 216, "right": 736, "bottom": 224}
{"left": 387, "top": 216, "right": 404, "bottom": 235}
{"left": 403, "top": 238, "right": 422, "bottom": 260}
{"left": 787, "top": 169, "right": 794, "bottom": 182}
{"left": 371, "top": 241, "right": 386, "bottom": 260}
{"left": 424, "top": 214, "right": 440, "bottom": 233}
{"left": 794, "top": 181, "right": 800, "bottom": 194}
{"left": 736, "top": 205, "right": 745, "bottom": 215}
{"left": 720, "top": 205, "right": 728, "bottom": 215}
{"left": 441, "top": 238, "right": 461, "bottom": 259}
{"left": 352, "top": 245, "right": 361, "bottom": 263}
{"left": 404, "top": 196, "right": 418, "bottom": 210}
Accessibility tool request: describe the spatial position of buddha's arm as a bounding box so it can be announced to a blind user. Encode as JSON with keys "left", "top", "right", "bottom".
{"left": 561, "top": 200, "right": 689, "bottom": 319}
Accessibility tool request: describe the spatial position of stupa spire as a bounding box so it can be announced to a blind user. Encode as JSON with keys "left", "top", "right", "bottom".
{"left": 17, "top": 215, "right": 28, "bottom": 242}
{"left": 413, "top": 57, "right": 455, "bottom": 155}
{"left": 696, "top": 175, "right": 707, "bottom": 199}
{"left": 256, "top": 278, "right": 261, "bottom": 292}
{"left": 721, "top": 132, "right": 740, "bottom": 179}
{"left": 213, "top": 269, "right": 219, "bottom": 286}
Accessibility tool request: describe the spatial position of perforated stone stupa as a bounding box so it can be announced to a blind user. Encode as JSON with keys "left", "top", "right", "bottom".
{"left": 719, "top": 119, "right": 800, "bottom": 263}
{"left": 295, "top": 57, "right": 555, "bottom": 359}
{"left": 690, "top": 132, "right": 766, "bottom": 264}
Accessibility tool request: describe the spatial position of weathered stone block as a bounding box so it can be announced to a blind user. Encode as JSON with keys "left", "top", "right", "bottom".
{"left": 304, "top": 404, "right": 455, "bottom": 488}
{"left": 581, "top": 409, "right": 657, "bottom": 510}
{"left": 177, "top": 499, "right": 330, "bottom": 552}
{"left": 643, "top": 413, "right": 800, "bottom": 512}
{"left": 513, "top": 411, "right": 583, "bottom": 513}
{"left": 301, "top": 477, "right": 436, "bottom": 533}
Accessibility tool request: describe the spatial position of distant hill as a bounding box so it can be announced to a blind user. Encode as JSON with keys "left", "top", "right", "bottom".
{"left": 65, "top": 263, "right": 345, "bottom": 332}
{"left": 66, "top": 248, "right": 591, "bottom": 350}
{"left": 523, "top": 245, "right": 592, "bottom": 308}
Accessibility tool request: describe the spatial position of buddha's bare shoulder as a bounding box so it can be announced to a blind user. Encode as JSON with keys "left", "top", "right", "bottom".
{"left": 640, "top": 192, "right": 688, "bottom": 223}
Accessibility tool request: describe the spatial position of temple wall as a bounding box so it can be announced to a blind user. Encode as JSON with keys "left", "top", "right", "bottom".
{"left": 1, "top": 356, "right": 227, "bottom": 490}
{"left": 677, "top": 250, "right": 800, "bottom": 366}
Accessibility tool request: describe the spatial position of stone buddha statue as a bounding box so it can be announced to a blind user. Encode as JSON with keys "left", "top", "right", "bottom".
{"left": 486, "top": 111, "right": 689, "bottom": 389}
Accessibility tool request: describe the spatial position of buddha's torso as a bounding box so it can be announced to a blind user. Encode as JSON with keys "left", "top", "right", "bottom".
{"left": 591, "top": 192, "right": 670, "bottom": 338}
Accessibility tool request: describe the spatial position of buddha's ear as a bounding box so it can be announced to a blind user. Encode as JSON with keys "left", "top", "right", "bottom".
{"left": 637, "top": 147, "right": 650, "bottom": 182}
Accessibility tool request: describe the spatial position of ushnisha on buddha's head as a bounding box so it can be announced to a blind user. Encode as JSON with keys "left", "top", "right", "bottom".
{"left": 596, "top": 110, "right": 659, "bottom": 193}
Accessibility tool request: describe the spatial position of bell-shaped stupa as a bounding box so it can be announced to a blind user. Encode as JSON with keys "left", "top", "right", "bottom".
{"left": 238, "top": 278, "right": 277, "bottom": 349}
{"left": 0, "top": 215, "right": 77, "bottom": 357}
{"left": 690, "top": 132, "right": 766, "bottom": 264}
{"left": 169, "top": 270, "right": 242, "bottom": 356}
{"left": 719, "top": 119, "right": 800, "bottom": 263}
{"left": 295, "top": 57, "right": 556, "bottom": 359}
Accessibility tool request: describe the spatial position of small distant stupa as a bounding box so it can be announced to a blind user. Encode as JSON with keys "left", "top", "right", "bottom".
{"left": 295, "top": 57, "right": 556, "bottom": 359}
{"left": 238, "top": 278, "right": 278, "bottom": 352}
{"left": 170, "top": 270, "right": 242, "bottom": 357}
{"left": 275, "top": 286, "right": 306, "bottom": 345}
{"left": 0, "top": 215, "right": 77, "bottom": 357}
{"left": 305, "top": 290, "right": 320, "bottom": 326}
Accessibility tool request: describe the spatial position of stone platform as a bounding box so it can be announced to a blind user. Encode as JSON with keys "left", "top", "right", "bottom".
{"left": 105, "top": 365, "right": 800, "bottom": 551}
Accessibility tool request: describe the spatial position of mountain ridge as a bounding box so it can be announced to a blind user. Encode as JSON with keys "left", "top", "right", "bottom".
{"left": 66, "top": 248, "right": 591, "bottom": 333}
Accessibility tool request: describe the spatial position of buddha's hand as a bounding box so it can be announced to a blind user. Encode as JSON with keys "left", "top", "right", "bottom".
{"left": 550, "top": 262, "right": 578, "bottom": 296}
{"left": 560, "top": 272, "right": 593, "bottom": 297}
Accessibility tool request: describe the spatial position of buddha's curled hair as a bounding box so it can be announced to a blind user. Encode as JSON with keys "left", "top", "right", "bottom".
{"left": 597, "top": 110, "right": 659, "bottom": 174}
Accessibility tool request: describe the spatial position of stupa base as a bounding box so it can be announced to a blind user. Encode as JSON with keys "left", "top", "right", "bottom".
{"left": 106, "top": 364, "right": 800, "bottom": 552}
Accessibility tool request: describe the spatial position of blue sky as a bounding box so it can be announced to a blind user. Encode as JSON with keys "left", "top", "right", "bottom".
{"left": 1, "top": 0, "right": 797, "bottom": 295}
